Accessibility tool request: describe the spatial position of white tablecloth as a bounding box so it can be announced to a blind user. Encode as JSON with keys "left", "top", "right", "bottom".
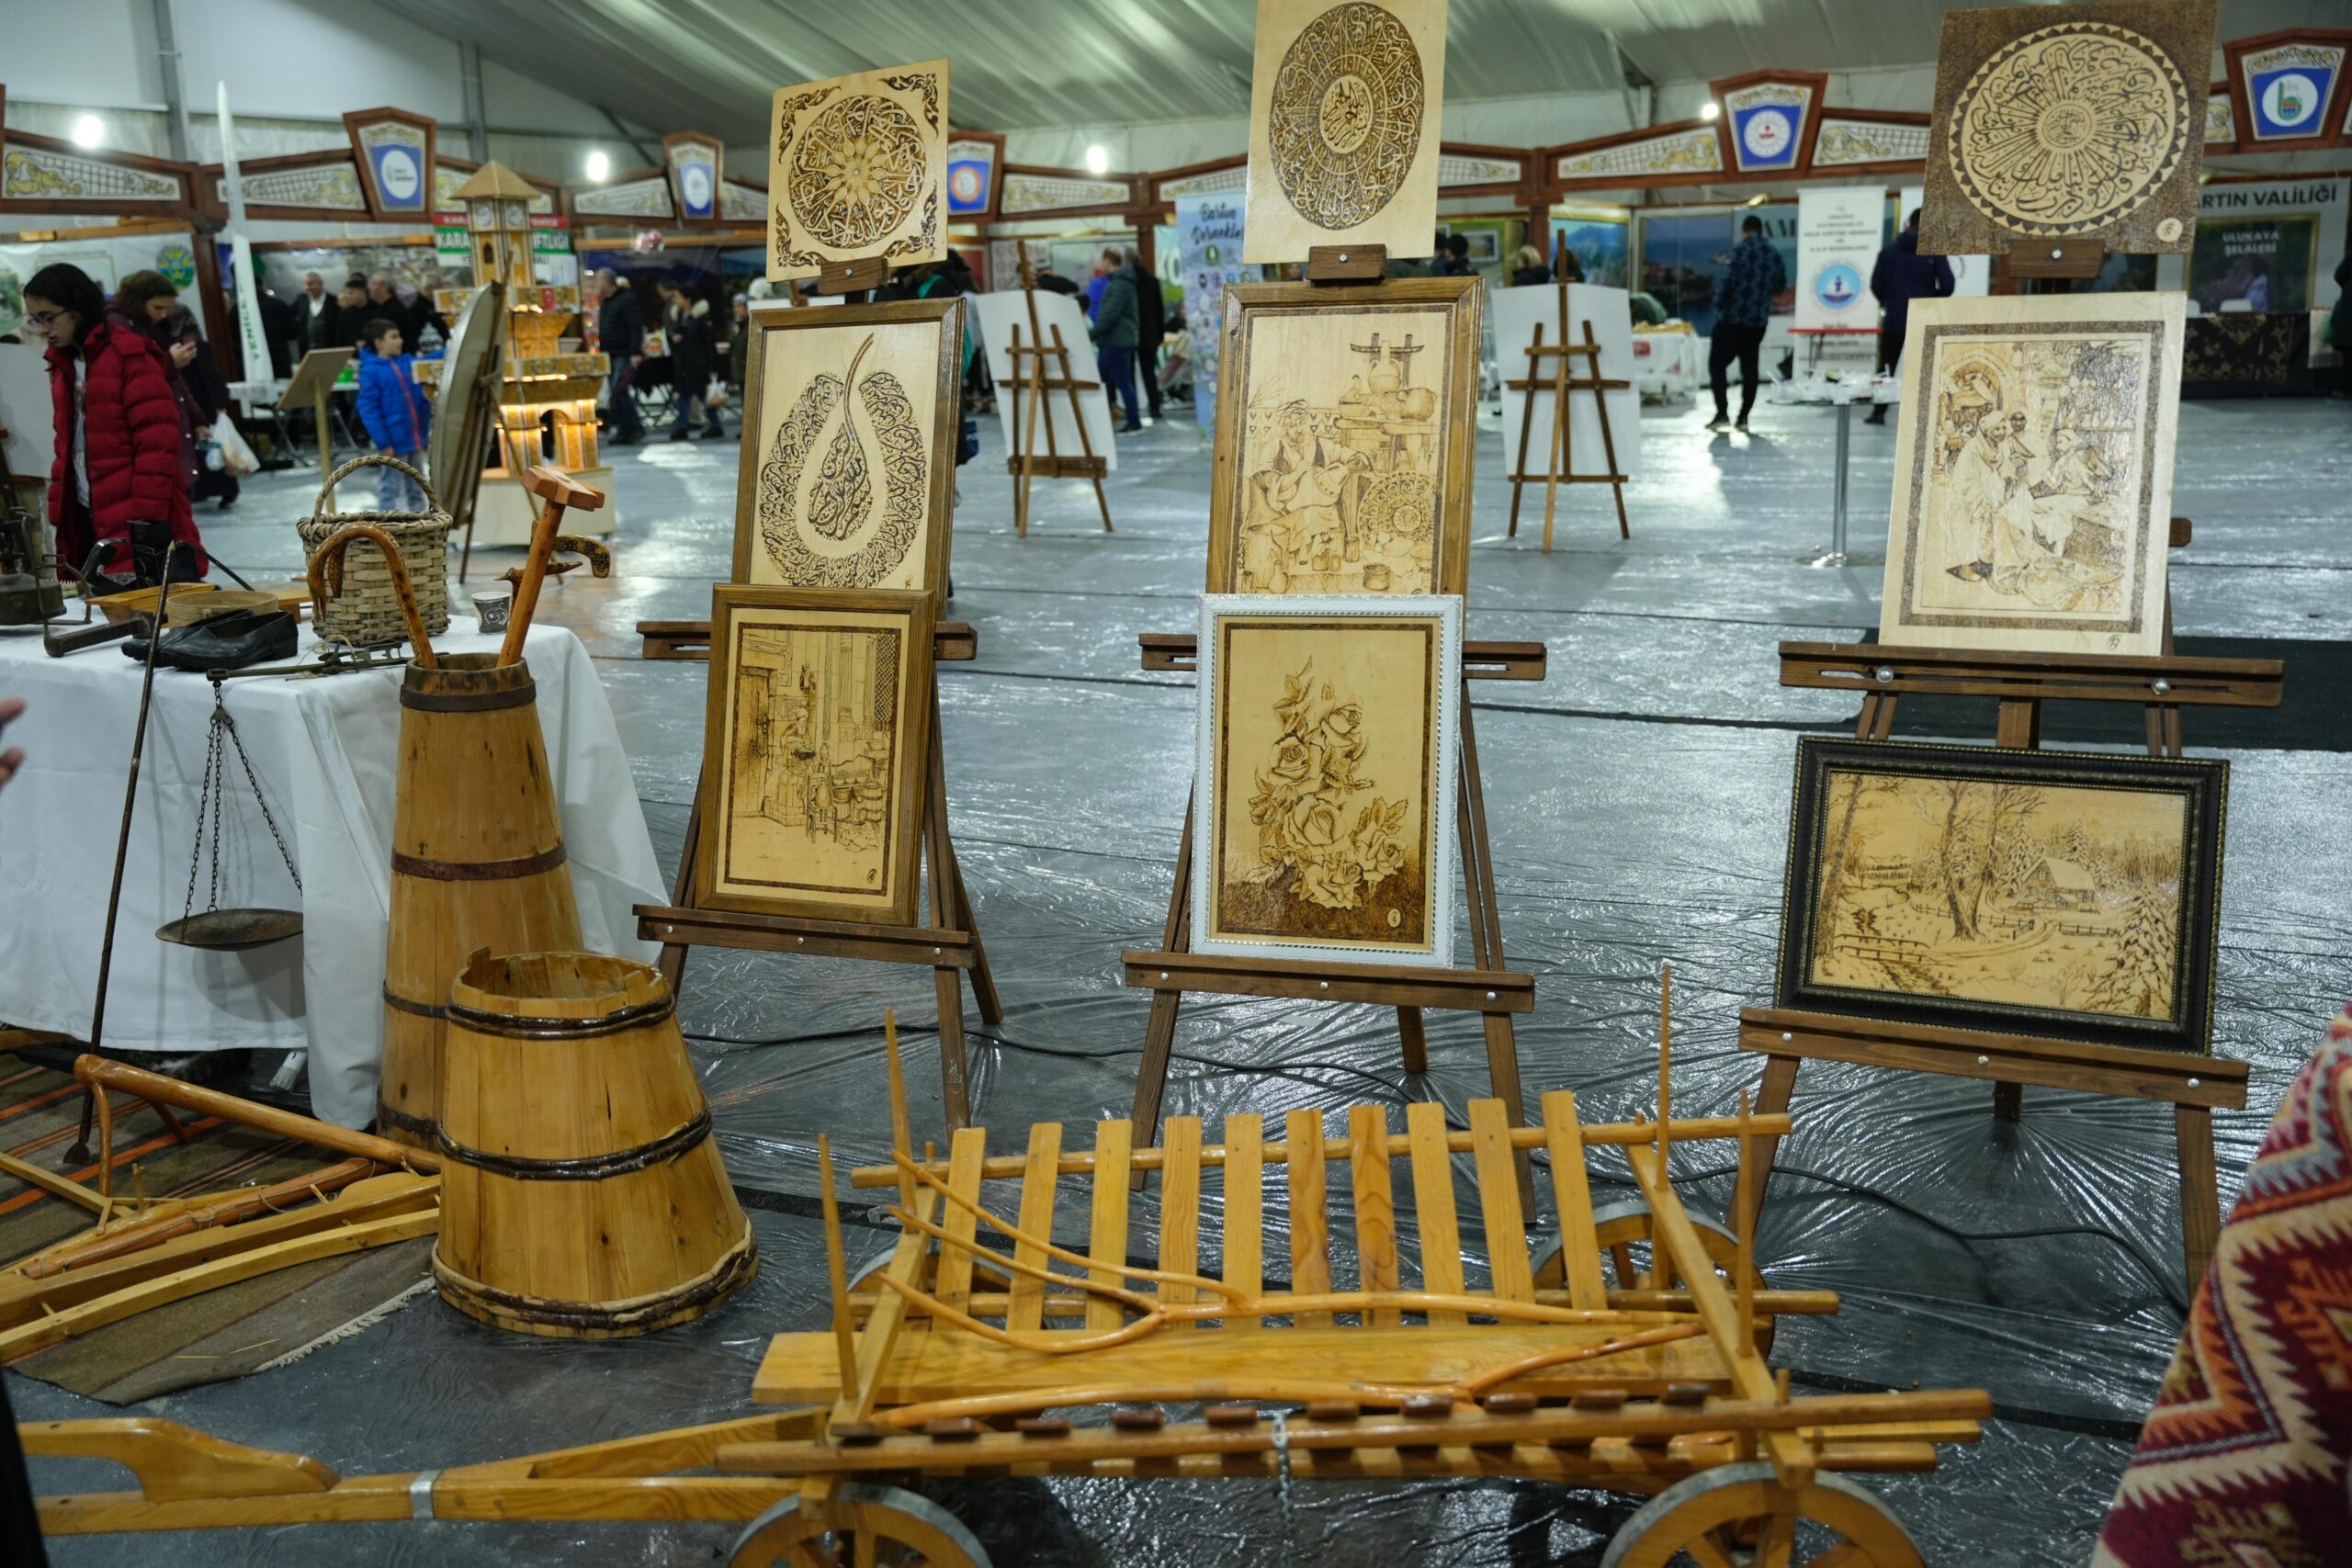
{"left": 0, "top": 622, "right": 662, "bottom": 1128}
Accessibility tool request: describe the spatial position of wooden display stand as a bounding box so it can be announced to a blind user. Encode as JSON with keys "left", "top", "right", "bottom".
{"left": 1005, "top": 262, "right": 1114, "bottom": 539}
{"left": 1123, "top": 633, "right": 1547, "bottom": 1206}
{"left": 276, "top": 348, "right": 353, "bottom": 479}
{"left": 1504, "top": 287, "right": 1631, "bottom": 549}
{"left": 633, "top": 617, "right": 1000, "bottom": 1132}
{"left": 1740, "top": 570, "right": 2283, "bottom": 1291}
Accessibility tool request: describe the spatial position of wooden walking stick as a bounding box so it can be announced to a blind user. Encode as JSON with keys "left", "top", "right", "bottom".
{"left": 499, "top": 466, "right": 607, "bottom": 667}
{"left": 68, "top": 547, "right": 185, "bottom": 1166}
{"left": 306, "top": 524, "right": 438, "bottom": 669}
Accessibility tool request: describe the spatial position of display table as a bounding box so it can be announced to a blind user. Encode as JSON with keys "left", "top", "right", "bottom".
{"left": 1630, "top": 323, "right": 1700, "bottom": 400}
{"left": 0, "top": 622, "right": 662, "bottom": 1129}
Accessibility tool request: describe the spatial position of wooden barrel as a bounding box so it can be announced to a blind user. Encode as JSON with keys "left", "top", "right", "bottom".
{"left": 433, "top": 952, "right": 757, "bottom": 1337}
{"left": 379, "top": 654, "right": 582, "bottom": 1148}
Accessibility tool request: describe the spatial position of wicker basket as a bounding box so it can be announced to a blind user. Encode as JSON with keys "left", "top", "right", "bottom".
{"left": 296, "top": 456, "right": 453, "bottom": 648}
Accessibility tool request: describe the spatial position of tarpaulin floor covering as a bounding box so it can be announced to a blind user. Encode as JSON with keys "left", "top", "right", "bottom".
{"left": 13, "top": 392, "right": 2352, "bottom": 1565}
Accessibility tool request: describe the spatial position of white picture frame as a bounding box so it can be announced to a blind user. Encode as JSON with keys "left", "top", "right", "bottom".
{"left": 1192, "top": 592, "right": 1462, "bottom": 969}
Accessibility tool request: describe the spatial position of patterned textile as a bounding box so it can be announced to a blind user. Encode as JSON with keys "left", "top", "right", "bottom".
{"left": 2094, "top": 1005, "right": 2352, "bottom": 1567}
{"left": 1712, "top": 235, "right": 1788, "bottom": 330}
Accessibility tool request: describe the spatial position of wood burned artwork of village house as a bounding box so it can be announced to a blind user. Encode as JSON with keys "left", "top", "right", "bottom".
{"left": 1210, "top": 278, "right": 1480, "bottom": 598}
{"left": 1193, "top": 596, "right": 1461, "bottom": 968}
{"left": 697, "top": 589, "right": 933, "bottom": 927}
{"left": 1778, "top": 739, "right": 2226, "bottom": 1053}
{"left": 1881, "top": 293, "right": 2184, "bottom": 658}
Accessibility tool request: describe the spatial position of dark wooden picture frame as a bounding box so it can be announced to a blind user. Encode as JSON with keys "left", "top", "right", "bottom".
{"left": 1776, "top": 739, "right": 2227, "bottom": 1055}
{"left": 696, "top": 587, "right": 937, "bottom": 928}
{"left": 729, "top": 296, "right": 963, "bottom": 596}
{"left": 1207, "top": 275, "right": 1481, "bottom": 597}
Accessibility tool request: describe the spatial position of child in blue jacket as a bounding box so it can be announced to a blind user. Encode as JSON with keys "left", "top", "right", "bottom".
{"left": 355, "top": 319, "right": 432, "bottom": 510}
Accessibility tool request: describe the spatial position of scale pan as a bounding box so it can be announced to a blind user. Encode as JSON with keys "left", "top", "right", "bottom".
{"left": 157, "top": 909, "right": 304, "bottom": 951}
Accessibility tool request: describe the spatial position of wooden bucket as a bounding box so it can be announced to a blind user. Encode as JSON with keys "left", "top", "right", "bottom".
{"left": 379, "top": 653, "right": 582, "bottom": 1147}
{"left": 433, "top": 952, "right": 757, "bottom": 1337}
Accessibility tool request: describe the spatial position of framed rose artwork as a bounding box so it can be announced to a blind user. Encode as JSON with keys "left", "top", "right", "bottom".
{"left": 1193, "top": 593, "right": 1462, "bottom": 968}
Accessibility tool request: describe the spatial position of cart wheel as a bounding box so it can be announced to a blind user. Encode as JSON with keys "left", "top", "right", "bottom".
{"left": 1600, "top": 1462, "right": 1921, "bottom": 1567}
{"left": 1532, "top": 1201, "right": 1773, "bottom": 1353}
{"left": 729, "top": 1483, "right": 992, "bottom": 1567}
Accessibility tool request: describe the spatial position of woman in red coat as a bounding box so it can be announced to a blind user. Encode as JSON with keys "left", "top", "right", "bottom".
{"left": 20, "top": 263, "right": 206, "bottom": 585}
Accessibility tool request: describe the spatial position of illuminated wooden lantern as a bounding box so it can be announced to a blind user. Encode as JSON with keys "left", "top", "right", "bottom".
{"left": 427, "top": 160, "right": 617, "bottom": 546}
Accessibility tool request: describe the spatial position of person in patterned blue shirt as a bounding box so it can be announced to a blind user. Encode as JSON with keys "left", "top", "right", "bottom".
{"left": 1706, "top": 215, "right": 1787, "bottom": 431}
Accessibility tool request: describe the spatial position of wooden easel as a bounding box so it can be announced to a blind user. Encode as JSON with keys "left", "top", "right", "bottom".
{"left": 1741, "top": 532, "right": 2284, "bottom": 1291}
{"left": 442, "top": 283, "right": 509, "bottom": 584}
{"left": 1120, "top": 234, "right": 1546, "bottom": 1205}
{"left": 1005, "top": 260, "right": 1114, "bottom": 539}
{"left": 1504, "top": 286, "right": 1631, "bottom": 549}
{"left": 629, "top": 256, "right": 1001, "bottom": 1130}
{"left": 635, "top": 619, "right": 1001, "bottom": 1131}
{"left": 1123, "top": 634, "right": 1545, "bottom": 1206}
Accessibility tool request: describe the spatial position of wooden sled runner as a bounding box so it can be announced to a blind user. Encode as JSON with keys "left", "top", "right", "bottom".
{"left": 23, "top": 1021, "right": 1986, "bottom": 1565}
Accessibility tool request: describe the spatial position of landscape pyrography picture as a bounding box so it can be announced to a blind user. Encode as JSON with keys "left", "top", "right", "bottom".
{"left": 698, "top": 590, "right": 933, "bottom": 926}
{"left": 1194, "top": 595, "right": 1461, "bottom": 966}
{"left": 1778, "top": 739, "right": 2226, "bottom": 1052}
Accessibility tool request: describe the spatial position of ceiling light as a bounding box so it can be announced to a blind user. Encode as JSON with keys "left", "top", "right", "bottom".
{"left": 1084, "top": 144, "right": 1110, "bottom": 175}
{"left": 1745, "top": 192, "right": 1769, "bottom": 207}
{"left": 585, "top": 150, "right": 612, "bottom": 182}
{"left": 71, "top": 114, "right": 105, "bottom": 149}
{"left": 1700, "top": 103, "right": 1720, "bottom": 122}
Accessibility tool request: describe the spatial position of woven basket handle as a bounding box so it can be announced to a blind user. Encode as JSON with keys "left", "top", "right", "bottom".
{"left": 311, "top": 453, "right": 442, "bottom": 518}
{"left": 305, "top": 524, "right": 438, "bottom": 669}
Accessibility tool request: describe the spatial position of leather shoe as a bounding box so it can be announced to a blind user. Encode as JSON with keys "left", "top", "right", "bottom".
{"left": 124, "top": 607, "right": 299, "bottom": 671}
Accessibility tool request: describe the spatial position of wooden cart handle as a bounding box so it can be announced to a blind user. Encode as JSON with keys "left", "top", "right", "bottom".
{"left": 73, "top": 1055, "right": 440, "bottom": 1174}
{"left": 305, "top": 524, "right": 438, "bottom": 669}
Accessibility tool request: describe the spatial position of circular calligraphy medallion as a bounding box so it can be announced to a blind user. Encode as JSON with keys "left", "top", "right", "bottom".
{"left": 1268, "top": 3, "right": 1425, "bottom": 231}
{"left": 1948, "top": 22, "right": 2188, "bottom": 237}
{"left": 790, "top": 94, "right": 927, "bottom": 249}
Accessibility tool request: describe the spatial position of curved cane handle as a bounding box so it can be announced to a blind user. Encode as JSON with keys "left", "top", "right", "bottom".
{"left": 305, "top": 524, "right": 438, "bottom": 669}
{"left": 311, "top": 453, "right": 441, "bottom": 519}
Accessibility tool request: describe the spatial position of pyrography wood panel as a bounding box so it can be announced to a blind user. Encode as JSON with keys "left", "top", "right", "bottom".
{"left": 1878, "top": 292, "right": 2183, "bottom": 659}
{"left": 1243, "top": 0, "right": 1448, "bottom": 265}
{"left": 731, "top": 297, "right": 962, "bottom": 595}
{"left": 768, "top": 60, "right": 949, "bottom": 281}
{"left": 1920, "top": 0, "right": 2214, "bottom": 257}
{"left": 696, "top": 586, "right": 936, "bottom": 926}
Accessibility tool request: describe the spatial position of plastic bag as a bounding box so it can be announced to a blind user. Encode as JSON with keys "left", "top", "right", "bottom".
{"left": 213, "top": 419, "right": 259, "bottom": 477}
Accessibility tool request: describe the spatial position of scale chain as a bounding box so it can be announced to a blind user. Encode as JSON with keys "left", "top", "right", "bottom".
{"left": 183, "top": 678, "right": 302, "bottom": 924}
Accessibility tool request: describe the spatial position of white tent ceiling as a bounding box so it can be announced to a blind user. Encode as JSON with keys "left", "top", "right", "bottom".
{"left": 379, "top": 0, "right": 2339, "bottom": 153}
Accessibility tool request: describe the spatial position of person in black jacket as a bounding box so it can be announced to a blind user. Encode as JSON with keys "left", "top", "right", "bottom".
{"left": 1510, "top": 244, "right": 1549, "bottom": 287}
{"left": 162, "top": 304, "right": 239, "bottom": 510}
{"left": 594, "top": 268, "right": 647, "bottom": 445}
{"left": 657, "top": 278, "right": 724, "bottom": 440}
{"left": 1128, "top": 246, "right": 1168, "bottom": 423}
{"left": 367, "top": 272, "right": 446, "bottom": 351}
{"left": 292, "top": 270, "right": 339, "bottom": 356}
{"left": 1863, "top": 208, "right": 1955, "bottom": 424}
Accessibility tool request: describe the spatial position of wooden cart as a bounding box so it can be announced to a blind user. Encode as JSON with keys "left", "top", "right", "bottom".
{"left": 22, "top": 1033, "right": 1985, "bottom": 1564}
